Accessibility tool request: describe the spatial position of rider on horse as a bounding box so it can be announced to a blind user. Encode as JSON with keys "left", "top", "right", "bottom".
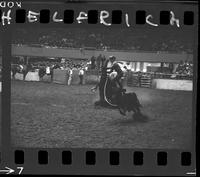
{"left": 91, "top": 56, "right": 141, "bottom": 116}
{"left": 92, "top": 56, "right": 125, "bottom": 109}
{"left": 91, "top": 55, "right": 124, "bottom": 91}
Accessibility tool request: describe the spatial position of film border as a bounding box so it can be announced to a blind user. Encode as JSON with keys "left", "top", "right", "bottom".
{"left": 0, "top": 0, "right": 197, "bottom": 175}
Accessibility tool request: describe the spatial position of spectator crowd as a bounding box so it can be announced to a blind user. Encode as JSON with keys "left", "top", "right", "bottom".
{"left": 175, "top": 60, "right": 193, "bottom": 75}
{"left": 13, "top": 28, "right": 193, "bottom": 53}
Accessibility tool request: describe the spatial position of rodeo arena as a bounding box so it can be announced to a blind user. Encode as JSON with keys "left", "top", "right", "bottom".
{"left": 10, "top": 28, "right": 193, "bottom": 148}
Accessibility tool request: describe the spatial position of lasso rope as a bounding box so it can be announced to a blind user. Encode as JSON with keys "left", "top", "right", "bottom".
{"left": 103, "top": 77, "right": 118, "bottom": 107}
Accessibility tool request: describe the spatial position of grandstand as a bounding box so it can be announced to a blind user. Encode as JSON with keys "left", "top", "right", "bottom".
{"left": 11, "top": 28, "right": 194, "bottom": 90}
{"left": 12, "top": 28, "right": 193, "bottom": 53}
{"left": 12, "top": 44, "right": 193, "bottom": 74}
{"left": 12, "top": 27, "right": 193, "bottom": 66}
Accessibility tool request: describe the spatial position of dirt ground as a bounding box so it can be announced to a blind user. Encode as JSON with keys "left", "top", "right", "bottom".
{"left": 11, "top": 80, "right": 193, "bottom": 149}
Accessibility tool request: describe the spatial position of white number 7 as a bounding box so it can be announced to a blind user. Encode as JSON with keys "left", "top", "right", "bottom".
{"left": 17, "top": 167, "right": 24, "bottom": 175}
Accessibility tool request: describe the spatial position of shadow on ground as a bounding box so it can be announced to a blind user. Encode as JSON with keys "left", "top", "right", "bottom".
{"left": 109, "top": 113, "right": 150, "bottom": 126}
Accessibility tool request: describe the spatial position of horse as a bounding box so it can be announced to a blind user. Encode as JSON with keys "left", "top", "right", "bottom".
{"left": 11, "top": 64, "right": 31, "bottom": 81}
{"left": 38, "top": 64, "right": 60, "bottom": 81}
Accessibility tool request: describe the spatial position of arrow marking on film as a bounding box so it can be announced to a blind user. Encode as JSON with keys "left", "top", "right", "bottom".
{"left": 0, "top": 167, "right": 15, "bottom": 174}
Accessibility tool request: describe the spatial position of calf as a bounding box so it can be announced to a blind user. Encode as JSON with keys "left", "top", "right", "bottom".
{"left": 115, "top": 90, "right": 142, "bottom": 116}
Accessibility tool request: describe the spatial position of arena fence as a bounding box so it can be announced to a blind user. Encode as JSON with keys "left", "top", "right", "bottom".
{"left": 127, "top": 72, "right": 139, "bottom": 87}
{"left": 10, "top": 69, "right": 193, "bottom": 91}
{"left": 140, "top": 75, "right": 152, "bottom": 88}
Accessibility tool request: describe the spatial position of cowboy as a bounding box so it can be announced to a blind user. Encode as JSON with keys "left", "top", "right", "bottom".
{"left": 106, "top": 56, "right": 124, "bottom": 90}
{"left": 67, "top": 67, "right": 73, "bottom": 86}
{"left": 46, "top": 65, "right": 51, "bottom": 75}
{"left": 79, "top": 67, "right": 84, "bottom": 85}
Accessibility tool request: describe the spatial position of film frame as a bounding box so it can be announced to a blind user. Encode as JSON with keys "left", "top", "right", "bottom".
{"left": 0, "top": 0, "right": 198, "bottom": 175}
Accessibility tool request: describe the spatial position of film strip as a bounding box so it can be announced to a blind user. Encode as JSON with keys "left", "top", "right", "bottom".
{"left": 0, "top": 3, "right": 196, "bottom": 26}
{"left": 0, "top": 0, "right": 197, "bottom": 175}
